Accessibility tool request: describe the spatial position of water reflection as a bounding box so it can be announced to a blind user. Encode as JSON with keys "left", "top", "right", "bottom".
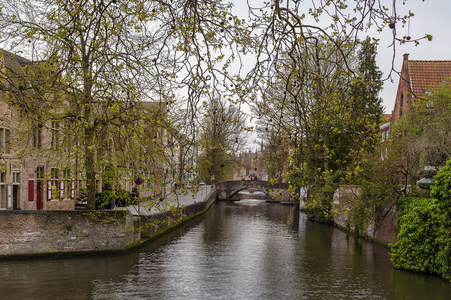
{"left": 0, "top": 252, "right": 140, "bottom": 299}
{"left": 1, "top": 200, "right": 450, "bottom": 299}
{"left": 93, "top": 201, "right": 451, "bottom": 299}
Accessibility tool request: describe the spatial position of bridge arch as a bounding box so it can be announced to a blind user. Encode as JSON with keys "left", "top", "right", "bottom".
{"left": 227, "top": 186, "right": 271, "bottom": 199}
{"left": 215, "top": 180, "right": 291, "bottom": 202}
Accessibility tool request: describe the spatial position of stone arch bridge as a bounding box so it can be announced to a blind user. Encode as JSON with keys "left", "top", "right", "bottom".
{"left": 215, "top": 180, "right": 292, "bottom": 202}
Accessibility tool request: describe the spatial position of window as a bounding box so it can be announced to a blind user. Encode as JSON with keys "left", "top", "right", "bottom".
{"left": 33, "top": 127, "right": 42, "bottom": 149}
{"left": 51, "top": 168, "right": 58, "bottom": 181}
{"left": 49, "top": 168, "right": 58, "bottom": 200}
{"left": 0, "top": 171, "right": 5, "bottom": 209}
{"left": 51, "top": 121, "right": 59, "bottom": 150}
{"left": 424, "top": 90, "right": 434, "bottom": 108}
{"left": 63, "top": 168, "right": 70, "bottom": 179}
{"left": 12, "top": 171, "right": 20, "bottom": 208}
{"left": 400, "top": 94, "right": 404, "bottom": 117}
{"left": 0, "top": 127, "right": 10, "bottom": 154}
{"left": 13, "top": 172, "right": 20, "bottom": 184}
{"left": 63, "top": 168, "right": 71, "bottom": 198}
{"left": 36, "top": 166, "right": 44, "bottom": 180}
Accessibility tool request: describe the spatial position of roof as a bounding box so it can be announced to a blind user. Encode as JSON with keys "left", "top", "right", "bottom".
{"left": 408, "top": 60, "right": 451, "bottom": 97}
{"left": 380, "top": 114, "right": 391, "bottom": 129}
{"left": 383, "top": 114, "right": 392, "bottom": 122}
{"left": 1, "top": 50, "right": 26, "bottom": 91}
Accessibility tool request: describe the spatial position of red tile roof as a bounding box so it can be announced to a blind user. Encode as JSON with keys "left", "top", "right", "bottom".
{"left": 408, "top": 60, "right": 451, "bottom": 98}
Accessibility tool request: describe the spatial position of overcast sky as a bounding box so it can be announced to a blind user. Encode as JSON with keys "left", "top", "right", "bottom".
{"left": 229, "top": 0, "right": 451, "bottom": 148}
{"left": 376, "top": 0, "right": 451, "bottom": 114}
{"left": 232, "top": 1, "right": 451, "bottom": 115}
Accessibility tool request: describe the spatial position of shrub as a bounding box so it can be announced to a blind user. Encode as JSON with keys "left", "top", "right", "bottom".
{"left": 431, "top": 160, "right": 451, "bottom": 213}
{"left": 115, "top": 189, "right": 130, "bottom": 207}
{"left": 306, "top": 185, "right": 334, "bottom": 223}
{"left": 76, "top": 187, "right": 87, "bottom": 202}
{"left": 95, "top": 190, "right": 115, "bottom": 209}
{"left": 129, "top": 187, "right": 139, "bottom": 205}
{"left": 391, "top": 197, "right": 448, "bottom": 274}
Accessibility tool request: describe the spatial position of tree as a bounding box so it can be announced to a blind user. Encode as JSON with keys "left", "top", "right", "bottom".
{"left": 0, "top": 0, "right": 432, "bottom": 210}
{"left": 252, "top": 38, "right": 386, "bottom": 222}
{"left": 198, "top": 97, "right": 246, "bottom": 182}
{"left": 346, "top": 38, "right": 384, "bottom": 172}
{"left": 349, "top": 137, "right": 404, "bottom": 235}
{"left": 261, "top": 130, "right": 290, "bottom": 182}
{"left": 0, "top": 0, "right": 175, "bottom": 209}
{"left": 255, "top": 40, "right": 350, "bottom": 183}
{"left": 256, "top": 40, "right": 363, "bottom": 185}
{"left": 410, "top": 79, "right": 451, "bottom": 167}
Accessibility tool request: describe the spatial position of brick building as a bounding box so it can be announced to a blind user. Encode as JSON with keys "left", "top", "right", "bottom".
{"left": 391, "top": 54, "right": 451, "bottom": 125}
{"left": 0, "top": 50, "right": 167, "bottom": 210}
{"left": 0, "top": 49, "right": 76, "bottom": 210}
{"left": 236, "top": 149, "right": 266, "bottom": 181}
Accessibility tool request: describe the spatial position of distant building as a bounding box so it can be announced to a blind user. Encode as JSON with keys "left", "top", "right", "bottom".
{"left": 236, "top": 149, "right": 266, "bottom": 181}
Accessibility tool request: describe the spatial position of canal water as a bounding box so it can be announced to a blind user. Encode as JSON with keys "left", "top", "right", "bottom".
{"left": 1, "top": 200, "right": 451, "bottom": 299}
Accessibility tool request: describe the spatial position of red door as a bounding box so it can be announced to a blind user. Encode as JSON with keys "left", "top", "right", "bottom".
{"left": 36, "top": 181, "right": 42, "bottom": 210}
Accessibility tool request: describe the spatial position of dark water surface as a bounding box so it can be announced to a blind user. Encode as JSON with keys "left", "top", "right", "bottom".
{"left": 1, "top": 200, "right": 451, "bottom": 299}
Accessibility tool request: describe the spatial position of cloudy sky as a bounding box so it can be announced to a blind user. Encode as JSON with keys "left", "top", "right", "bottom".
{"left": 232, "top": 0, "right": 450, "bottom": 115}
{"left": 376, "top": 0, "right": 451, "bottom": 114}
{"left": 229, "top": 0, "right": 450, "bottom": 148}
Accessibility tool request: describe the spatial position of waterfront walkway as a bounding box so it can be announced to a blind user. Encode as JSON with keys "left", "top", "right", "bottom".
{"left": 120, "top": 185, "right": 214, "bottom": 215}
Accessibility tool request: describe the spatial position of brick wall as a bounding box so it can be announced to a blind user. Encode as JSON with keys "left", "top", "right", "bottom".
{"left": 0, "top": 210, "right": 139, "bottom": 258}
{"left": 391, "top": 53, "right": 412, "bottom": 125}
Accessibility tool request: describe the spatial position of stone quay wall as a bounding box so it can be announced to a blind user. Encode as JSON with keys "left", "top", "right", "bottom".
{"left": 140, "top": 190, "right": 216, "bottom": 240}
{"left": 0, "top": 191, "right": 217, "bottom": 258}
{"left": 333, "top": 201, "right": 399, "bottom": 246}
{"left": 332, "top": 185, "right": 399, "bottom": 246}
{"left": 0, "top": 210, "right": 139, "bottom": 258}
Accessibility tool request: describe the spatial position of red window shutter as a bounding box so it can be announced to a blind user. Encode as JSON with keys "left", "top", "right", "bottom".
{"left": 28, "top": 180, "right": 34, "bottom": 202}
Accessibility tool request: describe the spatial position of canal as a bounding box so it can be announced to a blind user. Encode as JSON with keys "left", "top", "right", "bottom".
{"left": 1, "top": 200, "right": 451, "bottom": 299}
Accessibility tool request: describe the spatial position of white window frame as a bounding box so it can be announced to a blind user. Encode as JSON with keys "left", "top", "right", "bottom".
{"left": 12, "top": 171, "right": 20, "bottom": 184}
{"left": 0, "top": 127, "right": 10, "bottom": 154}
{"left": 0, "top": 171, "right": 5, "bottom": 208}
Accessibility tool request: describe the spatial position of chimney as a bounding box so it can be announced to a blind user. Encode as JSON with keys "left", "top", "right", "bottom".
{"left": 403, "top": 53, "right": 409, "bottom": 64}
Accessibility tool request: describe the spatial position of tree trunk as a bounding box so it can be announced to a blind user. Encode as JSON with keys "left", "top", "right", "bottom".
{"left": 324, "top": 133, "right": 329, "bottom": 184}
{"left": 85, "top": 127, "right": 97, "bottom": 210}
